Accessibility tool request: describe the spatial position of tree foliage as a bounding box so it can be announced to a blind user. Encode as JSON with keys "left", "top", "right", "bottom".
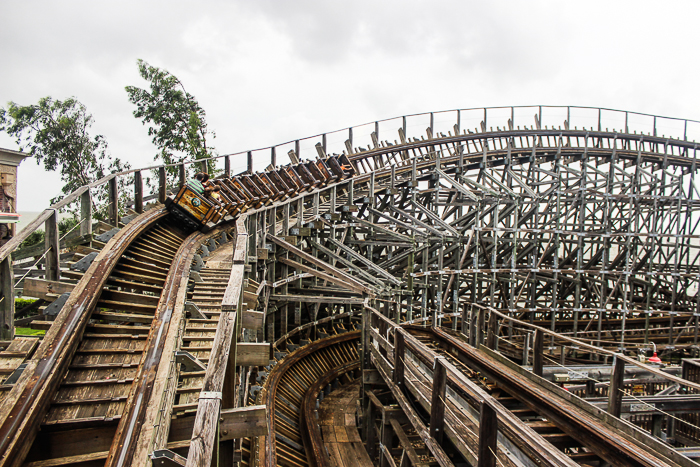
{"left": 126, "top": 59, "right": 216, "bottom": 176}
{"left": 0, "top": 96, "right": 130, "bottom": 203}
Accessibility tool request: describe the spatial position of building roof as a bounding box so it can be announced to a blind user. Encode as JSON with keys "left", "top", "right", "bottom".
{"left": 0, "top": 147, "right": 30, "bottom": 167}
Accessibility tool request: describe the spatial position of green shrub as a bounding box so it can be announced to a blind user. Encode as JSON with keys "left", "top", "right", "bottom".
{"left": 15, "top": 298, "right": 39, "bottom": 319}
{"left": 15, "top": 327, "right": 45, "bottom": 336}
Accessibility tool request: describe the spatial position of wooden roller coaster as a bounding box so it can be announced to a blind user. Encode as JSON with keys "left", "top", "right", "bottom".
{"left": 1, "top": 106, "right": 700, "bottom": 466}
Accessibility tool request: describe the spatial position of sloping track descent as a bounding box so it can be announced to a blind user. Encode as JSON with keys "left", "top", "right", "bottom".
{"left": 1, "top": 106, "right": 700, "bottom": 466}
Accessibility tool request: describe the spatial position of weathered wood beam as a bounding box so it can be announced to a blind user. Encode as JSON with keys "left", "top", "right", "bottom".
{"left": 219, "top": 406, "right": 267, "bottom": 440}
{"left": 277, "top": 256, "right": 362, "bottom": 293}
{"left": 267, "top": 234, "right": 375, "bottom": 295}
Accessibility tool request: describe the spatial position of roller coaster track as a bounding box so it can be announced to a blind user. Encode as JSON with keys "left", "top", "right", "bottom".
{"left": 1, "top": 106, "right": 700, "bottom": 466}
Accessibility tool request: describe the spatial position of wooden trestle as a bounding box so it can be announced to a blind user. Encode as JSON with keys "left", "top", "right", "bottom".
{"left": 3, "top": 108, "right": 700, "bottom": 466}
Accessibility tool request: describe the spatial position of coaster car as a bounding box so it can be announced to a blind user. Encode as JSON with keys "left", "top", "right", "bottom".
{"left": 166, "top": 154, "right": 355, "bottom": 231}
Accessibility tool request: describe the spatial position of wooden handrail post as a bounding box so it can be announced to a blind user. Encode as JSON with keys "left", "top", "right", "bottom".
{"left": 607, "top": 354, "right": 625, "bottom": 417}
{"left": 271, "top": 146, "right": 277, "bottom": 168}
{"left": 247, "top": 151, "right": 253, "bottom": 174}
{"left": 224, "top": 155, "right": 231, "bottom": 177}
{"left": 44, "top": 209, "right": 60, "bottom": 282}
{"left": 158, "top": 167, "right": 166, "bottom": 204}
{"left": 429, "top": 356, "right": 447, "bottom": 444}
{"left": 134, "top": 170, "right": 143, "bottom": 214}
{"left": 477, "top": 400, "right": 497, "bottom": 467}
{"left": 0, "top": 257, "right": 14, "bottom": 341}
{"left": 199, "top": 160, "right": 207, "bottom": 174}
{"left": 476, "top": 308, "right": 485, "bottom": 348}
{"left": 486, "top": 310, "right": 497, "bottom": 350}
{"left": 533, "top": 329, "right": 544, "bottom": 377}
{"left": 179, "top": 164, "right": 186, "bottom": 189}
{"left": 393, "top": 330, "right": 405, "bottom": 388}
{"left": 460, "top": 303, "right": 468, "bottom": 338}
{"left": 80, "top": 188, "right": 92, "bottom": 238}
{"left": 108, "top": 176, "right": 118, "bottom": 227}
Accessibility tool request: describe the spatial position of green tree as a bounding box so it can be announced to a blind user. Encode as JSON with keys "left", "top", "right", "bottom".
{"left": 126, "top": 59, "right": 216, "bottom": 177}
{"left": 0, "top": 97, "right": 130, "bottom": 206}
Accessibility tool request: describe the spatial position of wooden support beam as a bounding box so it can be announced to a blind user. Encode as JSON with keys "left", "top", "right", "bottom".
{"left": 267, "top": 234, "right": 374, "bottom": 295}
{"left": 44, "top": 210, "right": 60, "bottom": 282}
{"left": 158, "top": 167, "right": 167, "bottom": 204}
{"left": 486, "top": 310, "right": 497, "bottom": 350}
{"left": 325, "top": 237, "right": 402, "bottom": 286}
{"left": 179, "top": 164, "right": 186, "bottom": 189}
{"left": 108, "top": 176, "right": 118, "bottom": 227}
{"left": 607, "top": 354, "right": 625, "bottom": 417}
{"left": 394, "top": 330, "right": 405, "bottom": 388}
{"left": 477, "top": 401, "right": 498, "bottom": 467}
{"left": 134, "top": 170, "right": 144, "bottom": 214}
{"left": 269, "top": 294, "right": 364, "bottom": 305}
{"left": 0, "top": 258, "right": 13, "bottom": 342}
{"left": 80, "top": 188, "right": 92, "bottom": 238}
{"left": 241, "top": 310, "right": 264, "bottom": 330}
{"left": 219, "top": 406, "right": 267, "bottom": 440}
{"left": 429, "top": 356, "right": 447, "bottom": 444}
{"left": 236, "top": 343, "right": 270, "bottom": 366}
{"left": 23, "top": 278, "right": 75, "bottom": 301}
{"left": 276, "top": 256, "right": 361, "bottom": 293}
{"left": 533, "top": 329, "right": 544, "bottom": 377}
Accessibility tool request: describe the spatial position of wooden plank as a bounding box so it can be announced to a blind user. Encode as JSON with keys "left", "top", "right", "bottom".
{"left": 23, "top": 279, "right": 75, "bottom": 301}
{"left": 220, "top": 406, "right": 267, "bottom": 439}
{"left": 236, "top": 343, "right": 270, "bottom": 367}
{"left": 269, "top": 294, "right": 364, "bottom": 305}
{"left": 221, "top": 264, "right": 245, "bottom": 312}
{"left": 241, "top": 310, "right": 264, "bottom": 330}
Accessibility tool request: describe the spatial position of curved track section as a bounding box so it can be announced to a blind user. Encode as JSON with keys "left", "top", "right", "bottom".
{"left": 259, "top": 331, "right": 360, "bottom": 467}
{"left": 0, "top": 208, "right": 170, "bottom": 467}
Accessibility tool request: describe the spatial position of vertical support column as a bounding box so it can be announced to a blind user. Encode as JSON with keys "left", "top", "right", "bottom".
{"left": 179, "top": 164, "right": 186, "bottom": 189}
{"left": 45, "top": 209, "right": 60, "bottom": 282}
{"left": 134, "top": 170, "right": 143, "bottom": 214}
{"left": 366, "top": 400, "right": 377, "bottom": 460}
{"left": 271, "top": 146, "right": 277, "bottom": 168}
{"left": 607, "top": 354, "right": 625, "bottom": 417}
{"left": 108, "top": 176, "right": 119, "bottom": 227}
{"left": 486, "top": 310, "right": 497, "bottom": 350}
{"left": 199, "top": 159, "right": 207, "bottom": 174}
{"left": 460, "top": 303, "right": 469, "bottom": 337}
{"left": 478, "top": 401, "right": 498, "bottom": 467}
{"left": 158, "top": 167, "right": 167, "bottom": 204}
{"left": 80, "top": 188, "right": 92, "bottom": 238}
{"left": 522, "top": 332, "right": 531, "bottom": 365}
{"left": 429, "top": 356, "right": 446, "bottom": 444}
{"left": 0, "top": 256, "right": 14, "bottom": 341}
{"left": 533, "top": 329, "right": 544, "bottom": 377}
{"left": 225, "top": 155, "right": 231, "bottom": 177}
{"left": 476, "top": 308, "right": 485, "bottom": 348}
{"left": 393, "top": 330, "right": 405, "bottom": 389}
{"left": 247, "top": 151, "right": 253, "bottom": 174}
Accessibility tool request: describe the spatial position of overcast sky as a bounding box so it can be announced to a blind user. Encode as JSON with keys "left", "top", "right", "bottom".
{"left": 1, "top": 1, "right": 699, "bottom": 211}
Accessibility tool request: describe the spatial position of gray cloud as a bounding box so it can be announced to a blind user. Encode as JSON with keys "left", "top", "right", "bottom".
{"left": 1, "top": 0, "right": 699, "bottom": 210}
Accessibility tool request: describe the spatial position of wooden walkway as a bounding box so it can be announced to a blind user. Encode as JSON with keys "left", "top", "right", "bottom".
{"left": 316, "top": 380, "right": 373, "bottom": 467}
